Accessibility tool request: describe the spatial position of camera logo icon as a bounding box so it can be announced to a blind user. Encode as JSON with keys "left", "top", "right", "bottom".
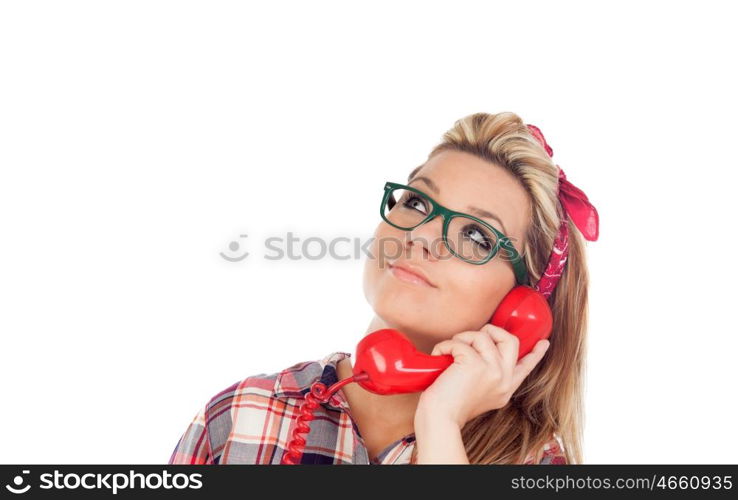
{"left": 5, "top": 470, "right": 31, "bottom": 494}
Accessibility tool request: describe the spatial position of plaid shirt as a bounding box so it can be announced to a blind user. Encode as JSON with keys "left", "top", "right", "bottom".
{"left": 168, "top": 351, "right": 567, "bottom": 465}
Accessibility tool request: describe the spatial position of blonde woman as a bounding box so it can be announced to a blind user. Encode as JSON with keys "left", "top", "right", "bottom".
{"left": 169, "top": 112, "right": 599, "bottom": 465}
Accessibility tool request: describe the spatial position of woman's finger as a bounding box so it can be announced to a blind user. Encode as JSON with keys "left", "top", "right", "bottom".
{"left": 431, "top": 338, "right": 483, "bottom": 364}
{"left": 451, "top": 330, "right": 501, "bottom": 366}
{"left": 483, "top": 324, "right": 520, "bottom": 375}
{"left": 511, "top": 339, "right": 550, "bottom": 389}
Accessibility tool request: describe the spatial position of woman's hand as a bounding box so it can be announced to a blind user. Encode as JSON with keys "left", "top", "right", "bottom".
{"left": 415, "top": 323, "right": 551, "bottom": 430}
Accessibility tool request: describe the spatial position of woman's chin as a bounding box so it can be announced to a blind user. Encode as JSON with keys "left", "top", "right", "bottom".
{"left": 377, "top": 284, "right": 431, "bottom": 305}
{"left": 371, "top": 297, "right": 433, "bottom": 327}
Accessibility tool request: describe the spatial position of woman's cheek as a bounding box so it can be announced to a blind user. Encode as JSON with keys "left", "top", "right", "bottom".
{"left": 377, "top": 231, "right": 405, "bottom": 268}
{"left": 453, "top": 272, "right": 501, "bottom": 326}
{"left": 362, "top": 230, "right": 399, "bottom": 306}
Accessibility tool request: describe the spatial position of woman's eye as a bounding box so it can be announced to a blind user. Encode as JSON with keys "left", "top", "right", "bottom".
{"left": 402, "top": 195, "right": 428, "bottom": 214}
{"left": 463, "top": 225, "right": 492, "bottom": 250}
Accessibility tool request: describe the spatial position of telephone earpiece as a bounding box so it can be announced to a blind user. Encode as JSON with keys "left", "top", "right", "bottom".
{"left": 490, "top": 285, "right": 553, "bottom": 361}
{"left": 353, "top": 285, "right": 553, "bottom": 395}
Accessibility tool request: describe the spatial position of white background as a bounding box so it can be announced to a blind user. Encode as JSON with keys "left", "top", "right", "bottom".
{"left": 1, "top": 1, "right": 736, "bottom": 464}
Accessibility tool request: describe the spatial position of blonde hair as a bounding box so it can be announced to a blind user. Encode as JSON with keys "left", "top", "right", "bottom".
{"left": 408, "top": 112, "right": 588, "bottom": 464}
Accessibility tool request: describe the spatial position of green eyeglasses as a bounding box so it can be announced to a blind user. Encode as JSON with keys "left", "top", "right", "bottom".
{"left": 380, "top": 181, "right": 529, "bottom": 285}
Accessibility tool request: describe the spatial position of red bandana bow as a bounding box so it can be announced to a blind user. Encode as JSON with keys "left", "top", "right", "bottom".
{"left": 526, "top": 124, "right": 599, "bottom": 298}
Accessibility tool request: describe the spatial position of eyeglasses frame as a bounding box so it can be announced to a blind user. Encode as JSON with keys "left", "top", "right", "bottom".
{"left": 380, "top": 181, "right": 530, "bottom": 286}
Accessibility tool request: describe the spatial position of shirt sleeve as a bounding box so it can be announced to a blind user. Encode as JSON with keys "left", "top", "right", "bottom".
{"left": 537, "top": 437, "right": 567, "bottom": 465}
{"left": 168, "top": 404, "right": 214, "bottom": 465}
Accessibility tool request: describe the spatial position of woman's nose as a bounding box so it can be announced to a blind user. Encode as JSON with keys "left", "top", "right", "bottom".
{"left": 405, "top": 216, "right": 449, "bottom": 262}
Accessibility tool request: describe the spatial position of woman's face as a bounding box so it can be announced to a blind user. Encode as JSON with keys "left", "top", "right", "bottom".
{"left": 362, "top": 150, "right": 532, "bottom": 351}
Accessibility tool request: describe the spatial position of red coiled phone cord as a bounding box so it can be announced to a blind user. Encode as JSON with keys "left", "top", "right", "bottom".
{"left": 281, "top": 371, "right": 370, "bottom": 464}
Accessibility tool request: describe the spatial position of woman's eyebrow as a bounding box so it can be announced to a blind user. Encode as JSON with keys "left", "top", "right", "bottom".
{"left": 467, "top": 206, "right": 509, "bottom": 235}
{"left": 412, "top": 175, "right": 440, "bottom": 193}
{"left": 411, "top": 176, "right": 509, "bottom": 235}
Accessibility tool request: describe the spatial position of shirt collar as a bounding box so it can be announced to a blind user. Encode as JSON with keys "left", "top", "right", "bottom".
{"left": 273, "top": 351, "right": 353, "bottom": 411}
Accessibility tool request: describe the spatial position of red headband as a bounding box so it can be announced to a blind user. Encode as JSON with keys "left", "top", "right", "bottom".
{"left": 526, "top": 124, "right": 599, "bottom": 298}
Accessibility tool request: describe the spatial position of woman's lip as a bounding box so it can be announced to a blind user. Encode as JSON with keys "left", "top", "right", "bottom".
{"left": 388, "top": 263, "right": 436, "bottom": 288}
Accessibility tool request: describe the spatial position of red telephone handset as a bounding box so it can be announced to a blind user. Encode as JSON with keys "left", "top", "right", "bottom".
{"left": 281, "top": 285, "right": 553, "bottom": 463}
{"left": 352, "top": 285, "right": 553, "bottom": 395}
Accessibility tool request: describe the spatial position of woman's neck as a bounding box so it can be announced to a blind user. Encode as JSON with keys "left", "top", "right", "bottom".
{"left": 334, "top": 317, "right": 424, "bottom": 436}
{"left": 336, "top": 355, "right": 420, "bottom": 437}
